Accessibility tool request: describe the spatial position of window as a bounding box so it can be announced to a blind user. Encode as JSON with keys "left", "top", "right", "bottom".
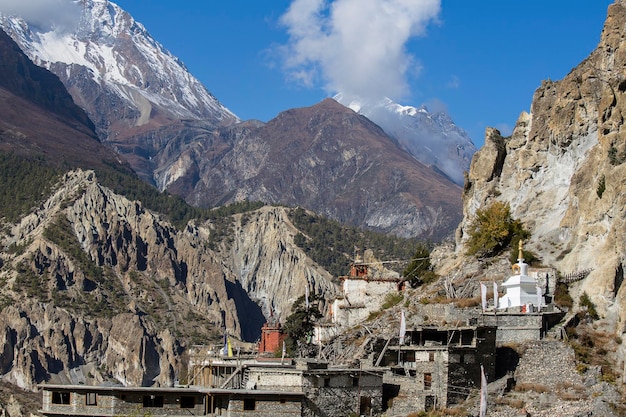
{"left": 425, "top": 395, "right": 435, "bottom": 411}
{"left": 85, "top": 392, "right": 97, "bottom": 406}
{"left": 243, "top": 398, "right": 256, "bottom": 410}
{"left": 180, "top": 396, "right": 195, "bottom": 409}
{"left": 143, "top": 395, "right": 164, "bottom": 408}
{"left": 429, "top": 352, "right": 435, "bottom": 361}
{"left": 51, "top": 392, "right": 70, "bottom": 405}
{"left": 352, "top": 377, "right": 359, "bottom": 387}
{"left": 424, "top": 373, "right": 432, "bottom": 390}
{"left": 324, "top": 378, "right": 331, "bottom": 387}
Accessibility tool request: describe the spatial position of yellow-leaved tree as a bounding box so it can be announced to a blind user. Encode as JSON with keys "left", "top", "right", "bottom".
{"left": 465, "top": 201, "right": 529, "bottom": 259}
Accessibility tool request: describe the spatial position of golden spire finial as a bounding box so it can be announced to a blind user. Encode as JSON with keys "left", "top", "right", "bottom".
{"left": 518, "top": 239, "right": 524, "bottom": 261}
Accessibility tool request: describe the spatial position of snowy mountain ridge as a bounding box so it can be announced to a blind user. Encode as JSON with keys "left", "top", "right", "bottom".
{"left": 334, "top": 94, "right": 477, "bottom": 185}
{"left": 0, "top": 0, "right": 239, "bottom": 139}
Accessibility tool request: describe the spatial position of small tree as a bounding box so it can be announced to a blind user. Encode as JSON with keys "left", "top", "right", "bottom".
{"left": 403, "top": 243, "right": 437, "bottom": 287}
{"left": 465, "top": 201, "right": 529, "bottom": 258}
{"left": 282, "top": 294, "right": 323, "bottom": 355}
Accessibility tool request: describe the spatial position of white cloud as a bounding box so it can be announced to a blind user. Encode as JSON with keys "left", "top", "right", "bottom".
{"left": 279, "top": 0, "right": 441, "bottom": 103}
{"left": 446, "top": 75, "right": 460, "bottom": 89}
{"left": 0, "top": 0, "right": 80, "bottom": 32}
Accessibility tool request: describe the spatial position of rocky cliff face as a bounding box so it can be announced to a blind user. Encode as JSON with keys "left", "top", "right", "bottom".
{"left": 0, "top": 170, "right": 337, "bottom": 390}
{"left": 458, "top": 1, "right": 626, "bottom": 324}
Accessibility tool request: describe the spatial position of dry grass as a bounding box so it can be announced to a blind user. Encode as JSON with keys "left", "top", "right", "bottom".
{"left": 556, "top": 381, "right": 586, "bottom": 394}
{"left": 454, "top": 296, "right": 481, "bottom": 308}
{"left": 514, "top": 383, "right": 550, "bottom": 393}
{"left": 557, "top": 391, "right": 583, "bottom": 401}
{"left": 493, "top": 396, "right": 525, "bottom": 409}
{"left": 405, "top": 407, "right": 468, "bottom": 417}
{"left": 567, "top": 323, "right": 622, "bottom": 384}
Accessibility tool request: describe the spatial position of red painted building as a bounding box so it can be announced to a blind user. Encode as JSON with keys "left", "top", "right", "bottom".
{"left": 258, "top": 322, "right": 286, "bottom": 355}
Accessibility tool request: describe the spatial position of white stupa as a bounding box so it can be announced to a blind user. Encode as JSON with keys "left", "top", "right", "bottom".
{"left": 498, "top": 241, "right": 541, "bottom": 309}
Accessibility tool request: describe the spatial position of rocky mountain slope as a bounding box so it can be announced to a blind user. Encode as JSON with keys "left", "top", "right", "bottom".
{"left": 335, "top": 94, "right": 477, "bottom": 185}
{"left": 162, "top": 98, "right": 463, "bottom": 240}
{"left": 0, "top": 0, "right": 239, "bottom": 184}
{"left": 0, "top": 27, "right": 339, "bottom": 392}
{"left": 0, "top": 0, "right": 464, "bottom": 240}
{"left": 0, "top": 167, "right": 338, "bottom": 390}
{"left": 0, "top": 28, "right": 123, "bottom": 171}
{"left": 435, "top": 0, "right": 626, "bottom": 370}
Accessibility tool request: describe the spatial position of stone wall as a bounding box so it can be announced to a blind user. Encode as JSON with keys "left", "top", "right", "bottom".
{"left": 247, "top": 368, "right": 304, "bottom": 391}
{"left": 227, "top": 396, "right": 301, "bottom": 417}
{"left": 42, "top": 389, "right": 205, "bottom": 417}
{"left": 481, "top": 311, "right": 564, "bottom": 344}
{"left": 302, "top": 372, "right": 383, "bottom": 417}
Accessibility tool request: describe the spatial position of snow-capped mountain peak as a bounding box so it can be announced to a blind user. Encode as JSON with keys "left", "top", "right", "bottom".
{"left": 0, "top": 0, "right": 239, "bottom": 140}
{"left": 334, "top": 93, "right": 476, "bottom": 185}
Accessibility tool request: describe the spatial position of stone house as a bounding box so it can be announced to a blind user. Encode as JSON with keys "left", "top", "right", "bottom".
{"left": 39, "top": 383, "right": 303, "bottom": 417}
{"left": 371, "top": 325, "right": 497, "bottom": 415}
{"left": 42, "top": 353, "right": 384, "bottom": 417}
{"left": 315, "top": 250, "right": 404, "bottom": 343}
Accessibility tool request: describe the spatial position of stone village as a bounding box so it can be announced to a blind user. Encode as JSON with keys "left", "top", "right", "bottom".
{"left": 38, "top": 246, "right": 566, "bottom": 416}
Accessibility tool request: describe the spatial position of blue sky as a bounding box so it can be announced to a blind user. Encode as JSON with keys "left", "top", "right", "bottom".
{"left": 108, "top": 1, "right": 611, "bottom": 147}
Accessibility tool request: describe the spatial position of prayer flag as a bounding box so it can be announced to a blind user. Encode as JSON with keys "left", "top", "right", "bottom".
{"left": 493, "top": 282, "right": 498, "bottom": 309}
{"left": 480, "top": 283, "right": 487, "bottom": 312}
{"left": 282, "top": 340, "right": 286, "bottom": 362}
{"left": 399, "top": 310, "right": 406, "bottom": 345}
{"left": 305, "top": 285, "right": 310, "bottom": 310}
{"left": 479, "top": 364, "right": 487, "bottom": 417}
{"left": 222, "top": 332, "right": 228, "bottom": 356}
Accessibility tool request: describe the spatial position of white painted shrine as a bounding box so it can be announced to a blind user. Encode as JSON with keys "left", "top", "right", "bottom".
{"left": 498, "top": 241, "right": 542, "bottom": 309}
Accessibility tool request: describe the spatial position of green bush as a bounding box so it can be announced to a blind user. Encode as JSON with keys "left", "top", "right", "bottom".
{"left": 403, "top": 244, "right": 437, "bottom": 287}
{"left": 579, "top": 292, "right": 599, "bottom": 320}
{"left": 554, "top": 282, "right": 573, "bottom": 310}
{"left": 466, "top": 201, "right": 529, "bottom": 258}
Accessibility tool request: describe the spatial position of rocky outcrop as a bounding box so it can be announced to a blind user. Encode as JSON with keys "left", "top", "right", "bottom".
{"left": 457, "top": 0, "right": 626, "bottom": 347}
{"left": 223, "top": 207, "right": 339, "bottom": 321}
{"left": 0, "top": 170, "right": 338, "bottom": 390}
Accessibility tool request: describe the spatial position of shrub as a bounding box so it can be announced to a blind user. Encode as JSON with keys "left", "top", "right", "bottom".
{"left": 596, "top": 175, "right": 606, "bottom": 199}
{"left": 554, "top": 282, "right": 573, "bottom": 310}
{"left": 608, "top": 144, "right": 626, "bottom": 165}
{"left": 579, "top": 292, "right": 599, "bottom": 320}
{"left": 403, "top": 243, "right": 436, "bottom": 287}
{"left": 381, "top": 292, "right": 404, "bottom": 309}
{"left": 465, "top": 201, "right": 529, "bottom": 258}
